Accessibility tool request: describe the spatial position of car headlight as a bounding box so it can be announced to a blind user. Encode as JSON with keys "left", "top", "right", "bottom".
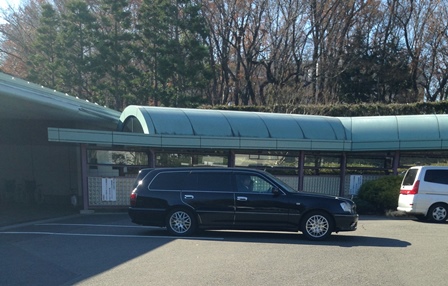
{"left": 340, "top": 201, "right": 352, "bottom": 213}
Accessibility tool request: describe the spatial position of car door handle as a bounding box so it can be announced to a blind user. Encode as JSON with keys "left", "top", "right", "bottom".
{"left": 184, "top": 195, "right": 194, "bottom": 199}
{"left": 237, "top": 196, "right": 248, "bottom": 201}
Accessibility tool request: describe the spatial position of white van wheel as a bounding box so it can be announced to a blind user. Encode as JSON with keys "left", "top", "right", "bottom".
{"left": 428, "top": 204, "right": 448, "bottom": 223}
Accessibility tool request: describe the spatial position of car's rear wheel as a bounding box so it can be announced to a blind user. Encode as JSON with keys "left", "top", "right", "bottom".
{"left": 166, "top": 209, "right": 197, "bottom": 236}
{"left": 301, "top": 211, "right": 333, "bottom": 241}
{"left": 427, "top": 203, "right": 448, "bottom": 223}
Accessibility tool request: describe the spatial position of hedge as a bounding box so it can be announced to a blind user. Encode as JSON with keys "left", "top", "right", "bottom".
{"left": 200, "top": 101, "right": 448, "bottom": 117}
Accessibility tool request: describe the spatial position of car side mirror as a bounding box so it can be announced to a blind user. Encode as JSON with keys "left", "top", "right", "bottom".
{"left": 272, "top": 187, "right": 280, "bottom": 196}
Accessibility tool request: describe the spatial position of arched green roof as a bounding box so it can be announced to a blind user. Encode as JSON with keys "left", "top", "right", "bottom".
{"left": 119, "top": 106, "right": 347, "bottom": 140}
{"left": 117, "top": 106, "right": 448, "bottom": 151}
{"left": 342, "top": 114, "right": 448, "bottom": 150}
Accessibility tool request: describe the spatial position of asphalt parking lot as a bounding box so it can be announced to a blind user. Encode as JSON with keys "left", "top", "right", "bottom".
{"left": 0, "top": 213, "right": 446, "bottom": 286}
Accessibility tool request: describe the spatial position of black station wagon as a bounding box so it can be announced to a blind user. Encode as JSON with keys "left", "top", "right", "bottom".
{"left": 128, "top": 168, "right": 358, "bottom": 240}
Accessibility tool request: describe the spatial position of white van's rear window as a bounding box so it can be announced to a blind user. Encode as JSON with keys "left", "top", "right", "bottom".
{"left": 402, "top": 169, "right": 418, "bottom": 185}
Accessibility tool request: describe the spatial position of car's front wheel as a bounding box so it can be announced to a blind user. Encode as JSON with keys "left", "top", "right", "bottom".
{"left": 166, "top": 209, "right": 197, "bottom": 236}
{"left": 301, "top": 211, "right": 333, "bottom": 241}
{"left": 427, "top": 203, "right": 448, "bottom": 223}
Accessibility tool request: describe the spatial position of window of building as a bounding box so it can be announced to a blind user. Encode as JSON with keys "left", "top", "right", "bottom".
{"left": 399, "top": 151, "right": 448, "bottom": 170}
{"left": 87, "top": 149, "right": 149, "bottom": 177}
{"left": 156, "top": 151, "right": 228, "bottom": 167}
{"left": 304, "top": 153, "right": 341, "bottom": 175}
{"left": 235, "top": 151, "right": 299, "bottom": 175}
{"left": 346, "top": 152, "right": 394, "bottom": 174}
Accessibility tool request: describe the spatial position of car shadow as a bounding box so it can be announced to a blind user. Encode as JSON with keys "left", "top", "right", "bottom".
{"left": 360, "top": 214, "right": 448, "bottom": 224}
{"left": 139, "top": 228, "right": 411, "bottom": 248}
{"left": 410, "top": 218, "right": 448, "bottom": 224}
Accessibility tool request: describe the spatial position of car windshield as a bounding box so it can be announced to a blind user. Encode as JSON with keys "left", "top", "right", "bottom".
{"left": 262, "top": 171, "right": 299, "bottom": 193}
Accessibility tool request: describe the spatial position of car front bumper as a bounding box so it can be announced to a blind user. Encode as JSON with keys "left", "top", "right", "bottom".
{"left": 333, "top": 214, "right": 359, "bottom": 232}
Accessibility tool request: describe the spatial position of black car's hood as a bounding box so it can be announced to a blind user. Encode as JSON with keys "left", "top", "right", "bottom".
{"left": 292, "top": 191, "right": 352, "bottom": 202}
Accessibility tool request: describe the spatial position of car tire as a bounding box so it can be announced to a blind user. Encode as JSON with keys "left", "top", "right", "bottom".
{"left": 166, "top": 209, "right": 197, "bottom": 236}
{"left": 301, "top": 211, "right": 333, "bottom": 241}
{"left": 427, "top": 203, "right": 448, "bottom": 223}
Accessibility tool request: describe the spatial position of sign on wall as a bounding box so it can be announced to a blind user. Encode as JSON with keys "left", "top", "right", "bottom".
{"left": 102, "top": 178, "right": 117, "bottom": 201}
{"left": 349, "top": 175, "right": 363, "bottom": 195}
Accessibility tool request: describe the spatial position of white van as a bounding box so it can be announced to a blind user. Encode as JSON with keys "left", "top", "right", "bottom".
{"left": 398, "top": 166, "right": 448, "bottom": 222}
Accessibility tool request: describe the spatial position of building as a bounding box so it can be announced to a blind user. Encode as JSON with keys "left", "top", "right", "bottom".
{"left": 2, "top": 72, "right": 448, "bottom": 212}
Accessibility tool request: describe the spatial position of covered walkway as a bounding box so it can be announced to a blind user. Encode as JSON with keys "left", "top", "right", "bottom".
{"left": 118, "top": 105, "right": 448, "bottom": 151}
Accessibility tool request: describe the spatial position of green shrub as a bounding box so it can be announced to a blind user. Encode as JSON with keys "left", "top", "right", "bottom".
{"left": 357, "top": 175, "right": 403, "bottom": 214}
{"left": 204, "top": 101, "right": 448, "bottom": 117}
{"left": 352, "top": 197, "right": 377, "bottom": 215}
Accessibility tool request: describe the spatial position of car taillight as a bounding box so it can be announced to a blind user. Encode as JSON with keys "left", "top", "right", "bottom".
{"left": 400, "top": 180, "right": 420, "bottom": 195}
{"left": 130, "top": 192, "right": 137, "bottom": 207}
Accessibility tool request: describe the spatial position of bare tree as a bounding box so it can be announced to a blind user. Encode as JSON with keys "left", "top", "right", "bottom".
{"left": 2, "top": 0, "right": 448, "bottom": 107}
{"left": 201, "top": 0, "right": 234, "bottom": 104}
{"left": 0, "top": 0, "right": 42, "bottom": 78}
{"left": 396, "top": 0, "right": 434, "bottom": 101}
{"left": 417, "top": 1, "right": 448, "bottom": 102}
{"left": 258, "top": 0, "right": 308, "bottom": 105}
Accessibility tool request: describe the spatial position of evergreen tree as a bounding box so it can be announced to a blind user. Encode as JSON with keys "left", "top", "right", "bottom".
{"left": 28, "top": 4, "right": 61, "bottom": 89}
{"left": 138, "top": 0, "right": 211, "bottom": 107}
{"left": 57, "top": 0, "right": 98, "bottom": 100}
{"left": 92, "top": 0, "right": 135, "bottom": 110}
{"left": 338, "top": 32, "right": 377, "bottom": 103}
{"left": 338, "top": 31, "right": 411, "bottom": 103}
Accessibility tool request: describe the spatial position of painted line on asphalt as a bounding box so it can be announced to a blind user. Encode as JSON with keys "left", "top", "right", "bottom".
{"left": 0, "top": 231, "right": 224, "bottom": 240}
{"left": 36, "top": 223, "right": 157, "bottom": 228}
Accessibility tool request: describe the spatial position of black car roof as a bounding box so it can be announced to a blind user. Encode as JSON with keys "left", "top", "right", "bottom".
{"left": 144, "top": 167, "right": 264, "bottom": 175}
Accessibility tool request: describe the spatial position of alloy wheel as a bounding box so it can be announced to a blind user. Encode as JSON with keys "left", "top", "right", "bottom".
{"left": 168, "top": 210, "right": 192, "bottom": 235}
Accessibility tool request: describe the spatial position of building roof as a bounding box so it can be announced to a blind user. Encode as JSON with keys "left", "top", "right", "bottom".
{"left": 0, "top": 72, "right": 120, "bottom": 129}
{"left": 2, "top": 71, "right": 447, "bottom": 152}
{"left": 112, "top": 105, "right": 448, "bottom": 151}
{"left": 341, "top": 115, "right": 448, "bottom": 150}
{"left": 119, "top": 106, "right": 348, "bottom": 139}
{"left": 114, "top": 106, "right": 349, "bottom": 150}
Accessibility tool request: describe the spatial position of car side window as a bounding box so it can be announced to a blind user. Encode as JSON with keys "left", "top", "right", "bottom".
{"left": 236, "top": 174, "right": 274, "bottom": 193}
{"left": 193, "top": 172, "right": 232, "bottom": 192}
{"left": 424, "top": 170, "right": 448, "bottom": 185}
{"left": 149, "top": 172, "right": 188, "bottom": 190}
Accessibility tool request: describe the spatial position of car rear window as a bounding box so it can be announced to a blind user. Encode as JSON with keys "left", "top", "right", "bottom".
{"left": 424, "top": 170, "right": 448, "bottom": 185}
{"left": 402, "top": 169, "right": 418, "bottom": 186}
{"left": 132, "top": 169, "right": 152, "bottom": 189}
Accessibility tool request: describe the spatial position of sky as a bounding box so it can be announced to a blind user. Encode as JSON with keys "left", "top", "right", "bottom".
{"left": 1, "top": 0, "right": 21, "bottom": 10}
{"left": 0, "top": 0, "right": 21, "bottom": 24}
